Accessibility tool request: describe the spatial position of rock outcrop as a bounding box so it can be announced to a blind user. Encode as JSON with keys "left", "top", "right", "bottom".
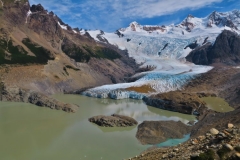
{"left": 186, "top": 30, "right": 240, "bottom": 65}
{"left": 136, "top": 121, "right": 191, "bottom": 145}
{"left": 88, "top": 114, "right": 138, "bottom": 127}
{"left": 143, "top": 91, "right": 206, "bottom": 115}
{"left": 0, "top": 83, "right": 78, "bottom": 113}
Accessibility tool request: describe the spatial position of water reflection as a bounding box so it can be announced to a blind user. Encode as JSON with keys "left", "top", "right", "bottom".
{"left": 0, "top": 95, "right": 196, "bottom": 160}
{"left": 95, "top": 124, "right": 137, "bottom": 133}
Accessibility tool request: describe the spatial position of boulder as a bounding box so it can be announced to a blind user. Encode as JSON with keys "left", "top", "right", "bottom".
{"left": 210, "top": 128, "right": 219, "bottom": 135}
{"left": 224, "top": 144, "right": 234, "bottom": 151}
{"left": 228, "top": 123, "right": 234, "bottom": 128}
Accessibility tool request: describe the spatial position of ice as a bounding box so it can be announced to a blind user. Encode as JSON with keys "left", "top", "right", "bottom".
{"left": 25, "top": 10, "right": 32, "bottom": 23}
{"left": 83, "top": 11, "right": 240, "bottom": 99}
{"left": 88, "top": 30, "right": 101, "bottom": 41}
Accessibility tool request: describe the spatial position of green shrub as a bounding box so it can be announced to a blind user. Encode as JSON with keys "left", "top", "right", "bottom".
{"left": 217, "top": 147, "right": 231, "bottom": 160}
{"left": 0, "top": 38, "right": 54, "bottom": 65}
{"left": 191, "top": 149, "right": 215, "bottom": 160}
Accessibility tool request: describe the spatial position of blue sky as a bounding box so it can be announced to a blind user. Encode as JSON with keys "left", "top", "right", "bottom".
{"left": 29, "top": 0, "right": 240, "bottom": 32}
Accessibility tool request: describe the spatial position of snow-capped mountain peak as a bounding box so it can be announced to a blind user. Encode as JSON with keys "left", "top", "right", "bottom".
{"left": 117, "top": 10, "right": 240, "bottom": 35}
{"left": 85, "top": 10, "right": 240, "bottom": 99}
{"left": 207, "top": 10, "right": 240, "bottom": 30}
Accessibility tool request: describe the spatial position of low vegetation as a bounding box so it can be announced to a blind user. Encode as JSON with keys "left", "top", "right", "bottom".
{"left": 217, "top": 147, "right": 231, "bottom": 160}
{"left": 0, "top": 38, "right": 54, "bottom": 65}
{"left": 191, "top": 149, "right": 215, "bottom": 160}
{"left": 62, "top": 39, "right": 121, "bottom": 63}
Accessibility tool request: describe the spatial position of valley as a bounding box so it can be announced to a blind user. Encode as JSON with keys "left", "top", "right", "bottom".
{"left": 0, "top": 0, "right": 240, "bottom": 160}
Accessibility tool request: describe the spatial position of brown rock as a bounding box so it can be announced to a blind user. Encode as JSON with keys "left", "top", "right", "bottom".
{"left": 89, "top": 114, "right": 138, "bottom": 127}
{"left": 136, "top": 121, "right": 191, "bottom": 145}
{"left": 210, "top": 128, "right": 219, "bottom": 135}
{"left": 228, "top": 123, "right": 234, "bottom": 129}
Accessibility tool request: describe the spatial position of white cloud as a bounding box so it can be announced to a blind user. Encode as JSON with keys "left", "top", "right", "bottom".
{"left": 29, "top": 0, "right": 223, "bottom": 31}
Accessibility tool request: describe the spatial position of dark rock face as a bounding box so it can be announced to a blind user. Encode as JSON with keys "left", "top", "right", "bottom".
{"left": 0, "top": 83, "right": 79, "bottom": 113}
{"left": 136, "top": 121, "right": 191, "bottom": 145}
{"left": 184, "top": 41, "right": 198, "bottom": 50}
{"left": 186, "top": 42, "right": 212, "bottom": 65}
{"left": 186, "top": 30, "right": 240, "bottom": 65}
{"left": 210, "top": 30, "right": 240, "bottom": 64}
{"left": 30, "top": 4, "right": 45, "bottom": 12}
{"left": 89, "top": 114, "right": 138, "bottom": 127}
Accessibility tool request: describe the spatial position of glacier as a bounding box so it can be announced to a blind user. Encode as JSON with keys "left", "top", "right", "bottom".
{"left": 83, "top": 10, "right": 240, "bottom": 99}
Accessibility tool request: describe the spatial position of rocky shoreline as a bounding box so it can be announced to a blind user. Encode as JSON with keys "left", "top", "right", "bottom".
{"left": 0, "top": 83, "right": 79, "bottom": 113}
{"left": 130, "top": 123, "right": 240, "bottom": 160}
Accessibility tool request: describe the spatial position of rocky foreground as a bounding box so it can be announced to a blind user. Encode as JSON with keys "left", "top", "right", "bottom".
{"left": 0, "top": 83, "right": 78, "bottom": 112}
{"left": 89, "top": 114, "right": 138, "bottom": 127}
{"left": 130, "top": 123, "right": 240, "bottom": 160}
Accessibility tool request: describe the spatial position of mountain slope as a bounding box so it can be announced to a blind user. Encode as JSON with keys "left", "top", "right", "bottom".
{"left": 0, "top": 0, "right": 137, "bottom": 94}
{"left": 187, "top": 30, "right": 240, "bottom": 65}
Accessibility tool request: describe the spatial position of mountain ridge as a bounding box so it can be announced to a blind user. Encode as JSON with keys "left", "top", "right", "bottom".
{"left": 119, "top": 10, "right": 240, "bottom": 34}
{"left": 0, "top": 0, "right": 138, "bottom": 95}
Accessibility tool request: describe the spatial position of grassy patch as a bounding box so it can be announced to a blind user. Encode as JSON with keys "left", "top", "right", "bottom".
{"left": 82, "top": 45, "right": 121, "bottom": 60}
{"left": 62, "top": 44, "right": 91, "bottom": 63}
{"left": 94, "top": 46, "right": 121, "bottom": 60}
{"left": 22, "top": 38, "right": 54, "bottom": 63}
{"left": 62, "top": 37, "right": 121, "bottom": 63}
{"left": 191, "top": 149, "right": 215, "bottom": 160}
{"left": 0, "top": 38, "right": 54, "bottom": 65}
{"left": 126, "top": 84, "right": 156, "bottom": 93}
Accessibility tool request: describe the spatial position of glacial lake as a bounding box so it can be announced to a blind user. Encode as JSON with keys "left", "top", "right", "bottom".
{"left": 0, "top": 94, "right": 196, "bottom": 160}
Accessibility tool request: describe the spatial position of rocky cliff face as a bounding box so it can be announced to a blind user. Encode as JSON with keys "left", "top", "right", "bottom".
{"left": 186, "top": 30, "right": 240, "bottom": 65}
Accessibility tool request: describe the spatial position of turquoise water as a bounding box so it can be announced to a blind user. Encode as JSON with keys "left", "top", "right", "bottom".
{"left": 0, "top": 94, "right": 196, "bottom": 160}
{"left": 156, "top": 134, "right": 190, "bottom": 147}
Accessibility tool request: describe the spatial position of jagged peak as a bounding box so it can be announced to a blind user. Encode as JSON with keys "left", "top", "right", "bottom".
{"left": 30, "top": 4, "right": 45, "bottom": 12}
{"left": 129, "top": 21, "right": 140, "bottom": 26}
